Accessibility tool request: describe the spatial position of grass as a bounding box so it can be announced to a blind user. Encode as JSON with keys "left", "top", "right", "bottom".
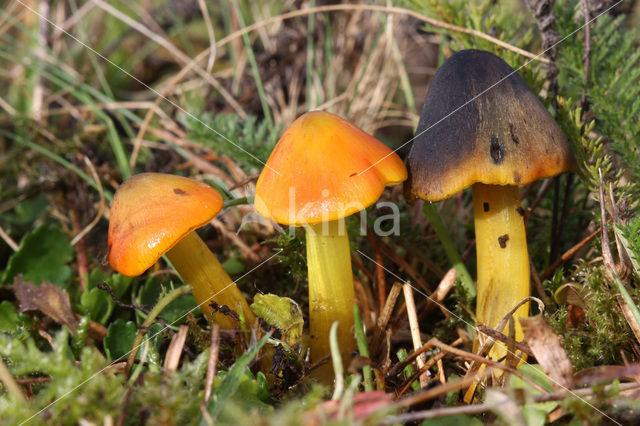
{"left": 1, "top": 0, "right": 640, "bottom": 424}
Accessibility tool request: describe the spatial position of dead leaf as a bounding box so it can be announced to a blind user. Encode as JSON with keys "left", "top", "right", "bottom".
{"left": 14, "top": 275, "right": 78, "bottom": 333}
{"left": 520, "top": 315, "right": 573, "bottom": 391}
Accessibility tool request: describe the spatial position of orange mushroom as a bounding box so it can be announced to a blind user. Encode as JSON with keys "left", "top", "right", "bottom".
{"left": 108, "top": 173, "right": 255, "bottom": 330}
{"left": 255, "top": 111, "right": 406, "bottom": 378}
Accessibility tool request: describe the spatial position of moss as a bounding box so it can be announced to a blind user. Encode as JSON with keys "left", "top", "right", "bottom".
{"left": 547, "top": 262, "right": 633, "bottom": 371}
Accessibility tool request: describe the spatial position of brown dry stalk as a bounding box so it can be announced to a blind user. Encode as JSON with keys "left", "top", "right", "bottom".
{"left": 395, "top": 369, "right": 493, "bottom": 409}
{"left": 203, "top": 324, "right": 220, "bottom": 404}
{"left": 403, "top": 283, "right": 429, "bottom": 388}
{"left": 540, "top": 227, "right": 601, "bottom": 280}
{"left": 372, "top": 282, "right": 403, "bottom": 353}
{"left": 163, "top": 324, "right": 189, "bottom": 374}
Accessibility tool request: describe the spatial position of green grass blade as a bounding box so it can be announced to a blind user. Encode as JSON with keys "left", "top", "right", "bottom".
{"left": 423, "top": 202, "right": 476, "bottom": 298}
{"left": 230, "top": 0, "right": 273, "bottom": 127}
{"left": 353, "top": 304, "right": 373, "bottom": 391}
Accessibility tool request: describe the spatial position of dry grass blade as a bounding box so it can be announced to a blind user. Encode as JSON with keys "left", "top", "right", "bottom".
{"left": 203, "top": 324, "right": 220, "bottom": 404}
{"left": 213, "top": 4, "right": 548, "bottom": 63}
{"left": 0, "top": 357, "right": 27, "bottom": 403}
{"left": 0, "top": 224, "right": 19, "bottom": 251}
{"left": 90, "top": 0, "right": 244, "bottom": 117}
{"left": 163, "top": 324, "right": 189, "bottom": 374}
{"left": 395, "top": 368, "right": 493, "bottom": 409}
{"left": 402, "top": 283, "right": 429, "bottom": 388}
{"left": 70, "top": 157, "right": 106, "bottom": 246}
{"left": 372, "top": 282, "right": 402, "bottom": 354}
{"left": 476, "top": 325, "right": 534, "bottom": 357}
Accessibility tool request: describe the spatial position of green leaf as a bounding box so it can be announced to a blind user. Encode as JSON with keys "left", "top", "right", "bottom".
{"left": 0, "top": 300, "right": 34, "bottom": 339}
{"left": 256, "top": 371, "right": 279, "bottom": 404}
{"left": 509, "top": 364, "right": 557, "bottom": 426}
{"left": 511, "top": 364, "right": 555, "bottom": 394}
{"left": 3, "top": 193, "right": 48, "bottom": 226}
{"left": 101, "top": 271, "right": 134, "bottom": 300}
{"left": 250, "top": 293, "right": 303, "bottom": 347}
{"left": 422, "top": 415, "right": 483, "bottom": 426}
{"left": 2, "top": 225, "right": 74, "bottom": 287}
{"left": 222, "top": 256, "right": 245, "bottom": 275}
{"left": 104, "top": 319, "right": 137, "bottom": 360}
{"left": 81, "top": 287, "right": 114, "bottom": 324}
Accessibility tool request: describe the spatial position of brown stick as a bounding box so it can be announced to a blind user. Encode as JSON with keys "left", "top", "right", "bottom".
{"left": 540, "top": 228, "right": 601, "bottom": 280}
{"left": 395, "top": 369, "right": 493, "bottom": 409}
{"left": 529, "top": 260, "right": 549, "bottom": 305}
{"left": 372, "top": 282, "right": 403, "bottom": 353}
{"left": 203, "top": 324, "right": 220, "bottom": 404}
{"left": 403, "top": 284, "right": 429, "bottom": 388}
{"left": 477, "top": 325, "right": 534, "bottom": 357}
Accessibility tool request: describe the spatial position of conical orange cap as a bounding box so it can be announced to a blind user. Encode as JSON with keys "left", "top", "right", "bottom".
{"left": 255, "top": 111, "right": 407, "bottom": 225}
{"left": 108, "top": 173, "right": 223, "bottom": 276}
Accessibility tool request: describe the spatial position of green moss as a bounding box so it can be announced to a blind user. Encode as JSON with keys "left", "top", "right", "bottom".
{"left": 547, "top": 262, "right": 634, "bottom": 371}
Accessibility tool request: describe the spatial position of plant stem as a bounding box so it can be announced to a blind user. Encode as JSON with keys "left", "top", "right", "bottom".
{"left": 472, "top": 183, "right": 529, "bottom": 360}
{"left": 329, "top": 321, "right": 344, "bottom": 400}
{"left": 306, "top": 220, "right": 356, "bottom": 381}
{"left": 422, "top": 202, "right": 475, "bottom": 298}
{"left": 166, "top": 232, "right": 256, "bottom": 330}
{"left": 353, "top": 304, "right": 373, "bottom": 391}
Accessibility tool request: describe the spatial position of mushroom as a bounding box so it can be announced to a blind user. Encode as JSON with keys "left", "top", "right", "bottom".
{"left": 255, "top": 111, "right": 407, "bottom": 378}
{"left": 108, "top": 173, "right": 256, "bottom": 330}
{"left": 405, "top": 50, "right": 575, "bottom": 359}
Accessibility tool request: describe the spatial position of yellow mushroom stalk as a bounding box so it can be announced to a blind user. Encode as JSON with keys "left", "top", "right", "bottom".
{"left": 166, "top": 232, "right": 255, "bottom": 329}
{"left": 305, "top": 221, "right": 355, "bottom": 378}
{"left": 472, "top": 183, "right": 529, "bottom": 357}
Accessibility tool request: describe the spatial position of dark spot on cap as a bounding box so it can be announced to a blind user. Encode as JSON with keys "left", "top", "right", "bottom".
{"left": 516, "top": 206, "right": 525, "bottom": 216}
{"left": 498, "top": 234, "right": 509, "bottom": 248}
{"left": 483, "top": 202, "right": 490, "bottom": 212}
{"left": 509, "top": 122, "right": 520, "bottom": 145}
{"left": 490, "top": 135, "right": 505, "bottom": 164}
{"left": 349, "top": 172, "right": 357, "bottom": 177}
{"left": 173, "top": 188, "right": 188, "bottom": 196}
{"left": 513, "top": 171, "right": 521, "bottom": 183}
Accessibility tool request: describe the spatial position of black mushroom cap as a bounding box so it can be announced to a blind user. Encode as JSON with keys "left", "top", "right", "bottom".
{"left": 405, "top": 49, "right": 576, "bottom": 202}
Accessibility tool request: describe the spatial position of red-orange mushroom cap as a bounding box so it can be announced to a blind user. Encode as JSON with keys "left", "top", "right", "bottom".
{"left": 108, "top": 173, "right": 223, "bottom": 276}
{"left": 255, "top": 111, "right": 407, "bottom": 225}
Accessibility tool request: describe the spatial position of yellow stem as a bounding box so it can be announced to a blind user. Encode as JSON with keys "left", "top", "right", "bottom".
{"left": 472, "top": 183, "right": 529, "bottom": 360}
{"left": 306, "top": 220, "right": 356, "bottom": 380}
{"left": 166, "top": 232, "right": 256, "bottom": 330}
